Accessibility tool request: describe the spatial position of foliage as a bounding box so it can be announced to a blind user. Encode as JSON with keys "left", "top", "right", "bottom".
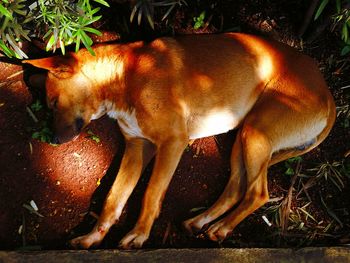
{"left": 314, "top": 0, "right": 350, "bottom": 56}
{"left": 28, "top": 99, "right": 55, "bottom": 144}
{"left": 0, "top": 0, "right": 109, "bottom": 58}
{"left": 284, "top": 156, "right": 303, "bottom": 176}
{"left": 193, "top": 11, "right": 206, "bottom": 30}
{"left": 31, "top": 124, "right": 54, "bottom": 144}
{"left": 0, "top": 0, "right": 31, "bottom": 58}
{"left": 261, "top": 158, "right": 349, "bottom": 246}
{"left": 130, "top": 0, "right": 187, "bottom": 29}
{"left": 337, "top": 103, "right": 350, "bottom": 128}
{"left": 86, "top": 130, "right": 101, "bottom": 143}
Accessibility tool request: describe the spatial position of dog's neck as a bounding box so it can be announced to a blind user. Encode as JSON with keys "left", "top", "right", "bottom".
{"left": 82, "top": 53, "right": 130, "bottom": 119}
{"left": 80, "top": 56, "right": 126, "bottom": 87}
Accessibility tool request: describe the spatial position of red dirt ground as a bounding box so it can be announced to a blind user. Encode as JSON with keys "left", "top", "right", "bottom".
{"left": 1, "top": 1, "right": 350, "bottom": 251}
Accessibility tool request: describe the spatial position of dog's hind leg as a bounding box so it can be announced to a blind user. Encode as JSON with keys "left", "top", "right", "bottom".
{"left": 205, "top": 124, "right": 271, "bottom": 241}
{"left": 70, "top": 138, "right": 156, "bottom": 249}
{"left": 183, "top": 130, "right": 247, "bottom": 234}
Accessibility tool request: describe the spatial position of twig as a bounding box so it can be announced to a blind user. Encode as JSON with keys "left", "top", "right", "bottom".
{"left": 21, "top": 212, "right": 26, "bottom": 247}
{"left": 340, "top": 85, "right": 350, "bottom": 90}
{"left": 268, "top": 196, "right": 284, "bottom": 203}
{"left": 26, "top": 106, "right": 39, "bottom": 123}
{"left": 162, "top": 222, "right": 171, "bottom": 245}
{"left": 281, "top": 160, "right": 302, "bottom": 233}
{"left": 6, "top": 70, "right": 24, "bottom": 80}
{"left": 297, "top": 181, "right": 312, "bottom": 202}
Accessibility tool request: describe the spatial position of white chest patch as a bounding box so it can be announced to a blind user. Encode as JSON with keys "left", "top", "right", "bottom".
{"left": 108, "top": 109, "right": 144, "bottom": 138}
{"left": 189, "top": 110, "right": 240, "bottom": 139}
{"left": 89, "top": 101, "right": 144, "bottom": 138}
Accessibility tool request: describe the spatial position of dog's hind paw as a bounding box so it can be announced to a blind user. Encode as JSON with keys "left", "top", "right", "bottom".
{"left": 205, "top": 220, "right": 231, "bottom": 242}
{"left": 183, "top": 219, "right": 201, "bottom": 236}
{"left": 119, "top": 229, "right": 149, "bottom": 249}
{"left": 183, "top": 216, "right": 210, "bottom": 236}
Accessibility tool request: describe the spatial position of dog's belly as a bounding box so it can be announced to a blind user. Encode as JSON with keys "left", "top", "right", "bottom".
{"left": 188, "top": 110, "right": 240, "bottom": 139}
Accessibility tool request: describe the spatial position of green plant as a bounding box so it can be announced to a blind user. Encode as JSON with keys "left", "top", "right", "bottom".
{"left": 308, "top": 160, "right": 346, "bottom": 191}
{"left": 284, "top": 156, "right": 303, "bottom": 176}
{"left": 337, "top": 104, "right": 350, "bottom": 128}
{"left": 261, "top": 155, "right": 349, "bottom": 246}
{"left": 0, "top": 0, "right": 31, "bottom": 58}
{"left": 86, "top": 130, "right": 101, "bottom": 143}
{"left": 36, "top": 0, "right": 109, "bottom": 55}
{"left": 0, "top": 0, "right": 109, "bottom": 58}
{"left": 31, "top": 121, "right": 54, "bottom": 143}
{"left": 130, "top": 0, "right": 187, "bottom": 29}
{"left": 314, "top": 0, "right": 350, "bottom": 55}
{"left": 193, "top": 11, "right": 206, "bottom": 30}
{"left": 30, "top": 99, "right": 44, "bottom": 112}
{"left": 27, "top": 100, "right": 55, "bottom": 144}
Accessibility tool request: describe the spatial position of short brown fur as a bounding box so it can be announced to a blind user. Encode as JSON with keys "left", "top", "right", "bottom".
{"left": 23, "top": 33, "right": 335, "bottom": 249}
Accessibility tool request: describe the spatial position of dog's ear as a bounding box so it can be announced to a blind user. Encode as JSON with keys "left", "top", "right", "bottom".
{"left": 22, "top": 56, "right": 75, "bottom": 78}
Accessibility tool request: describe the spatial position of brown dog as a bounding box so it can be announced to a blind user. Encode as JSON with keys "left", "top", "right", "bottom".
{"left": 24, "top": 33, "right": 336, "bottom": 249}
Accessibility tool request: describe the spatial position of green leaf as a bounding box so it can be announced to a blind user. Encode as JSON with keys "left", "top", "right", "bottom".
{"left": 82, "top": 15, "right": 102, "bottom": 26}
{"left": 80, "top": 30, "right": 93, "bottom": 46}
{"left": 137, "top": 7, "right": 143, "bottom": 25}
{"left": 342, "top": 24, "right": 349, "bottom": 42}
{"left": 5, "top": 33, "right": 27, "bottom": 59}
{"left": 30, "top": 100, "right": 43, "bottom": 112}
{"left": 194, "top": 21, "right": 201, "bottom": 29}
{"left": 1, "top": 16, "right": 10, "bottom": 31}
{"left": 60, "top": 38, "right": 65, "bottom": 55}
{"left": 13, "top": 8, "right": 26, "bottom": 16}
{"left": 43, "top": 29, "right": 53, "bottom": 40}
{"left": 87, "top": 130, "right": 100, "bottom": 143}
{"left": 285, "top": 167, "right": 295, "bottom": 176}
{"left": 130, "top": 1, "right": 142, "bottom": 23}
{"left": 314, "top": 0, "right": 329, "bottom": 20}
{"left": 341, "top": 45, "right": 350, "bottom": 56}
{"left": 82, "top": 26, "right": 102, "bottom": 36}
{"left": 287, "top": 156, "right": 302, "bottom": 164}
{"left": 0, "top": 3, "right": 13, "bottom": 19}
{"left": 46, "top": 34, "right": 56, "bottom": 52}
{"left": 146, "top": 12, "right": 154, "bottom": 29}
{"left": 0, "top": 40, "right": 16, "bottom": 58}
{"left": 93, "top": 0, "right": 110, "bottom": 7}
{"left": 75, "top": 35, "right": 81, "bottom": 53}
{"left": 89, "top": 7, "right": 101, "bottom": 16}
{"left": 79, "top": 30, "right": 95, "bottom": 55}
{"left": 23, "top": 16, "right": 35, "bottom": 24}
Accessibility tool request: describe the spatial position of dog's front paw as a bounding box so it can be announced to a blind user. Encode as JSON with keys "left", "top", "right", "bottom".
{"left": 70, "top": 232, "right": 103, "bottom": 249}
{"left": 119, "top": 229, "right": 149, "bottom": 249}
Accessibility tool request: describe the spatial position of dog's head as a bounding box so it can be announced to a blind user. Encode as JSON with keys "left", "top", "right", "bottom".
{"left": 23, "top": 54, "right": 108, "bottom": 144}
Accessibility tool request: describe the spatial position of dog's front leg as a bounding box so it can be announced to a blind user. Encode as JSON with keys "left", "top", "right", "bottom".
{"left": 70, "top": 138, "right": 155, "bottom": 249}
{"left": 119, "top": 136, "right": 188, "bottom": 249}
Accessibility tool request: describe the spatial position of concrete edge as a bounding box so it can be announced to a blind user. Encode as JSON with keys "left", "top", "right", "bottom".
{"left": 0, "top": 247, "right": 350, "bottom": 263}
